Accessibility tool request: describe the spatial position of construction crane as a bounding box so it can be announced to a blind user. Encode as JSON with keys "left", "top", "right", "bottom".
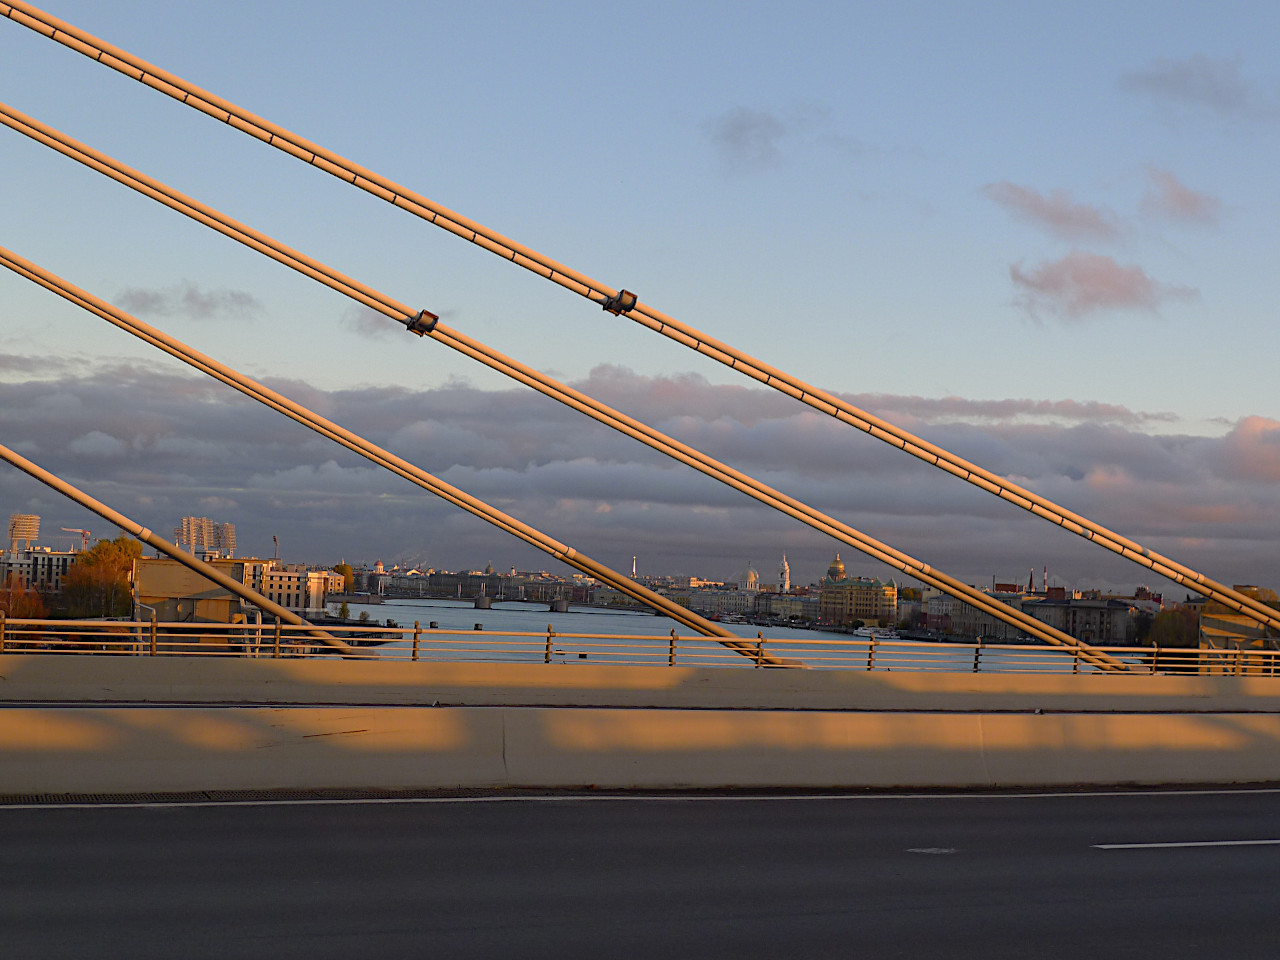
{"left": 60, "top": 527, "right": 91, "bottom": 551}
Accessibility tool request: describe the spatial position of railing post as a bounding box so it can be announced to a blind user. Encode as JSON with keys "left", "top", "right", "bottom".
{"left": 412, "top": 620, "right": 420, "bottom": 662}
{"left": 149, "top": 610, "right": 157, "bottom": 657}
{"left": 972, "top": 642, "right": 981, "bottom": 673}
{"left": 1236, "top": 646, "right": 1244, "bottom": 676}
{"left": 755, "top": 631, "right": 764, "bottom": 668}
{"left": 867, "top": 637, "right": 877, "bottom": 671}
{"left": 1072, "top": 644, "right": 1080, "bottom": 674}
{"left": 1151, "top": 645, "right": 1160, "bottom": 675}
{"left": 668, "top": 628, "right": 677, "bottom": 667}
{"left": 544, "top": 623, "right": 554, "bottom": 663}
{"left": 273, "top": 617, "right": 281, "bottom": 659}
{"left": 0, "top": 610, "right": 6, "bottom": 654}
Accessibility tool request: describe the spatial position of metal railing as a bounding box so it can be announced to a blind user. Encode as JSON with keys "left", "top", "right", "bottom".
{"left": 0, "top": 615, "right": 1274, "bottom": 676}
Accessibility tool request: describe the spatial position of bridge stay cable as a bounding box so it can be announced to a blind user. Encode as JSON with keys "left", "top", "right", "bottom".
{"left": 3, "top": 0, "right": 1268, "bottom": 632}
{"left": 0, "top": 105, "right": 1125, "bottom": 669}
{"left": 0, "top": 248, "right": 780, "bottom": 663}
{"left": 0, "top": 439, "right": 359, "bottom": 656}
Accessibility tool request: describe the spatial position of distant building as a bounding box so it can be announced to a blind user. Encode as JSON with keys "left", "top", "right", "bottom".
{"left": 2, "top": 514, "right": 77, "bottom": 594}
{"left": 134, "top": 555, "right": 339, "bottom": 621}
{"left": 817, "top": 554, "right": 897, "bottom": 627}
{"left": 7, "top": 513, "right": 39, "bottom": 552}
{"left": 1022, "top": 596, "right": 1137, "bottom": 644}
{"left": 174, "top": 517, "right": 237, "bottom": 557}
{"left": 1197, "top": 585, "right": 1278, "bottom": 669}
{"left": 734, "top": 562, "right": 761, "bottom": 593}
{"left": 259, "top": 564, "right": 343, "bottom": 614}
{"left": 1, "top": 545, "right": 78, "bottom": 594}
{"left": 134, "top": 555, "right": 271, "bottom": 623}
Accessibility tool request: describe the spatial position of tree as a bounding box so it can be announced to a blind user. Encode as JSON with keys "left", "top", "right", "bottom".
{"left": 338, "top": 601, "right": 350, "bottom": 620}
{"left": 332, "top": 563, "right": 354, "bottom": 592}
{"left": 1148, "top": 607, "right": 1199, "bottom": 648}
{"left": 0, "top": 573, "right": 47, "bottom": 619}
{"left": 62, "top": 535, "right": 143, "bottom": 618}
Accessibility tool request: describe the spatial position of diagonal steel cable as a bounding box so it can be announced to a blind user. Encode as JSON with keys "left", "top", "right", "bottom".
{"left": 0, "top": 439, "right": 358, "bottom": 655}
{"left": 2, "top": 0, "right": 1267, "bottom": 633}
{"left": 0, "top": 103, "right": 1126, "bottom": 668}
{"left": 0, "top": 249, "right": 770, "bottom": 658}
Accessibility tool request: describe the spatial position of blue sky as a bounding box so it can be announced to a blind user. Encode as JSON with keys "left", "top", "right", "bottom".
{"left": 1, "top": 0, "right": 1278, "bottom": 589}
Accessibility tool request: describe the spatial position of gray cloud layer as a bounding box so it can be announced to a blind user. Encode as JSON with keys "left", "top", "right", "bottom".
{"left": 1120, "top": 55, "right": 1261, "bottom": 114}
{"left": 0, "top": 362, "right": 1272, "bottom": 593}
{"left": 115, "top": 281, "right": 262, "bottom": 321}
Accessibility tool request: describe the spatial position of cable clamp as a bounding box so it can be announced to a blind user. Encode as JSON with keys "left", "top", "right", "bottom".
{"left": 601, "top": 289, "right": 637, "bottom": 315}
{"left": 406, "top": 309, "right": 439, "bottom": 335}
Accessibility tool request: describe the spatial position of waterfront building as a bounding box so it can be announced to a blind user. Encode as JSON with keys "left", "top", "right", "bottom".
{"left": 134, "top": 555, "right": 269, "bottom": 622}
{"left": 134, "top": 555, "right": 338, "bottom": 620}
{"left": 817, "top": 554, "right": 897, "bottom": 627}
{"left": 734, "top": 562, "right": 761, "bottom": 593}
{"left": 259, "top": 564, "right": 343, "bottom": 614}
{"left": 1021, "top": 596, "right": 1137, "bottom": 644}
{"left": 924, "top": 591, "right": 954, "bottom": 633}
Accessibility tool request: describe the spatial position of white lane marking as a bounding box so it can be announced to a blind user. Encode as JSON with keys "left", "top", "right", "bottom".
{"left": 2, "top": 786, "right": 1280, "bottom": 812}
{"left": 907, "top": 848, "right": 957, "bottom": 854}
{"left": 1094, "top": 839, "right": 1280, "bottom": 850}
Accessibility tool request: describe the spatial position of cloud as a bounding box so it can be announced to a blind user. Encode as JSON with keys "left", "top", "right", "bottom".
{"left": 703, "top": 107, "right": 789, "bottom": 173}
{"left": 341, "top": 305, "right": 400, "bottom": 339}
{"left": 115, "top": 281, "right": 262, "bottom": 320}
{"left": 0, "top": 352, "right": 76, "bottom": 378}
{"left": 701, "top": 103, "right": 867, "bottom": 175}
{"left": 1009, "top": 251, "right": 1197, "bottom": 319}
{"left": 984, "top": 182, "right": 1121, "bottom": 241}
{"left": 66, "top": 430, "right": 127, "bottom": 458}
{"left": 1119, "top": 56, "right": 1266, "bottom": 115}
{"left": 2, "top": 362, "right": 1276, "bottom": 592}
{"left": 1141, "top": 167, "right": 1221, "bottom": 224}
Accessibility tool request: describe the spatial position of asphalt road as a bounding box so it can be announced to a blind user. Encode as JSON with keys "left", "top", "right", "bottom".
{"left": 3, "top": 788, "right": 1280, "bottom": 959}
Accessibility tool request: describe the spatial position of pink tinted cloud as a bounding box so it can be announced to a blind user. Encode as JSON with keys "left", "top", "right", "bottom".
{"left": 1141, "top": 168, "right": 1221, "bottom": 224}
{"left": 984, "top": 182, "right": 1120, "bottom": 241}
{"left": 1010, "top": 251, "right": 1197, "bottom": 319}
{"left": 1220, "top": 416, "right": 1280, "bottom": 481}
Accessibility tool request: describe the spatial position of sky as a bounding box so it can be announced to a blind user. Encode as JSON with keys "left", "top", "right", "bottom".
{"left": 1, "top": 0, "right": 1279, "bottom": 592}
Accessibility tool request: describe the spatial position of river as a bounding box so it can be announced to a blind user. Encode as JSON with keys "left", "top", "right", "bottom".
{"left": 323, "top": 597, "right": 1094, "bottom": 671}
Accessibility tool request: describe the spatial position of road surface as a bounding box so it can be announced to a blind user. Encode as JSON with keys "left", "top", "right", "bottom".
{"left": 3, "top": 788, "right": 1279, "bottom": 958}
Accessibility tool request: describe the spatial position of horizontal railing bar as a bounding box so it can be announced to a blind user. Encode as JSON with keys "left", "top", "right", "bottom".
{"left": 1, "top": 618, "right": 1274, "bottom": 675}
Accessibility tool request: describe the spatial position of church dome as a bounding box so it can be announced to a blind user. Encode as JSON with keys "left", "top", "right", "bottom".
{"left": 735, "top": 563, "right": 760, "bottom": 591}
{"left": 826, "top": 554, "right": 845, "bottom": 581}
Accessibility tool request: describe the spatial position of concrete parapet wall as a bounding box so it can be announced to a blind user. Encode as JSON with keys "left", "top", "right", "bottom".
{"left": 5, "top": 657, "right": 1280, "bottom": 793}
{"left": 4, "top": 654, "right": 1280, "bottom": 713}
{"left": 3, "top": 706, "right": 1280, "bottom": 793}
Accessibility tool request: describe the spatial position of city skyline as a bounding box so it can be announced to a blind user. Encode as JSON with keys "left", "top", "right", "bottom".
{"left": 2, "top": 2, "right": 1278, "bottom": 596}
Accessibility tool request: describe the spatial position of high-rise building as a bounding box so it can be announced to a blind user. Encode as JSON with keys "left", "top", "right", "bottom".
{"left": 174, "top": 516, "right": 237, "bottom": 556}
{"left": 7, "top": 513, "right": 39, "bottom": 554}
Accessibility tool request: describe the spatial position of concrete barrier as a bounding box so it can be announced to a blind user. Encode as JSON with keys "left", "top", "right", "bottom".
{"left": 3, "top": 706, "right": 1280, "bottom": 793}
{"left": 5, "top": 656, "right": 1280, "bottom": 794}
